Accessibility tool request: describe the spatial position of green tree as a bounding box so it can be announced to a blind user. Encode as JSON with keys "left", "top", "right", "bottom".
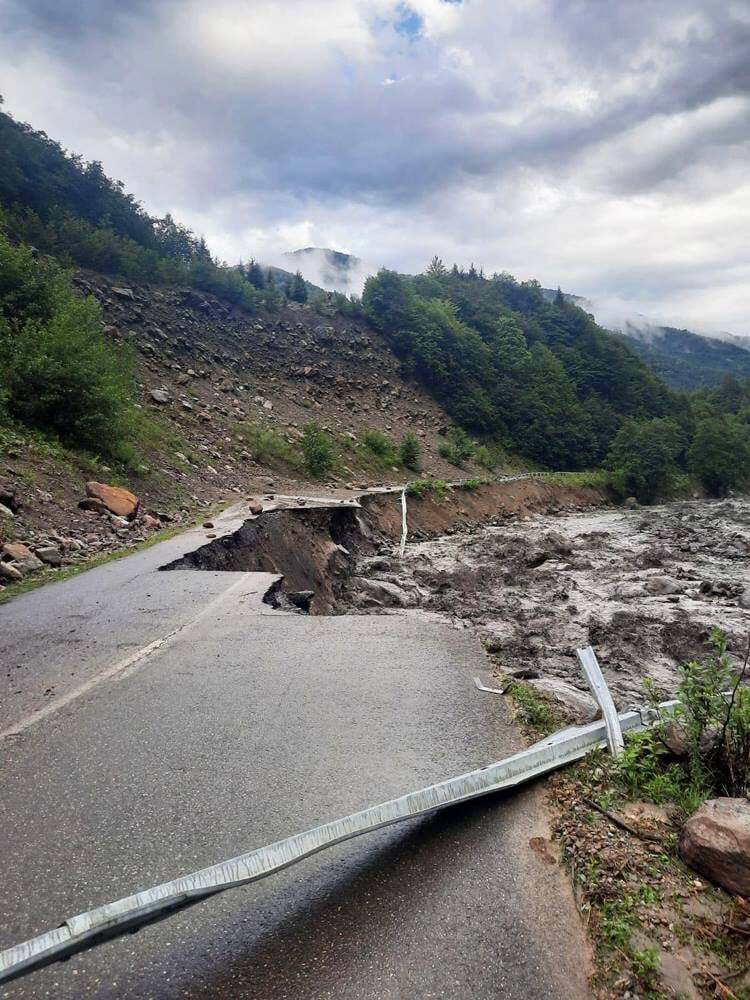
{"left": 605, "top": 417, "right": 686, "bottom": 502}
{"left": 688, "top": 415, "right": 750, "bottom": 496}
{"left": 301, "top": 423, "right": 335, "bottom": 479}
{"left": 0, "top": 234, "right": 135, "bottom": 457}
{"left": 399, "top": 432, "right": 421, "bottom": 471}
{"left": 246, "top": 259, "right": 265, "bottom": 289}
{"left": 289, "top": 270, "right": 308, "bottom": 303}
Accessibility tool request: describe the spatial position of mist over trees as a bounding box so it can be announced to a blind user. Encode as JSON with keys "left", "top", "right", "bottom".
{"left": 1, "top": 95, "right": 748, "bottom": 494}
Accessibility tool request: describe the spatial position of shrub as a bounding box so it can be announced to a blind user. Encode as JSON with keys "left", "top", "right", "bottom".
{"left": 399, "top": 432, "right": 421, "bottom": 471}
{"left": 361, "top": 427, "right": 397, "bottom": 461}
{"left": 438, "top": 426, "right": 475, "bottom": 467}
{"left": 0, "top": 235, "right": 136, "bottom": 458}
{"left": 301, "top": 422, "right": 336, "bottom": 479}
{"left": 474, "top": 443, "right": 502, "bottom": 471}
{"left": 405, "top": 478, "right": 449, "bottom": 502}
{"left": 621, "top": 629, "right": 750, "bottom": 807}
{"left": 688, "top": 415, "right": 750, "bottom": 496}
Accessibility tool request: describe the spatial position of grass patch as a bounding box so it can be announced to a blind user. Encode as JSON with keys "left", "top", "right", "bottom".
{"left": 235, "top": 420, "right": 302, "bottom": 471}
{"left": 540, "top": 469, "right": 614, "bottom": 490}
{"left": 506, "top": 679, "right": 560, "bottom": 735}
{"left": 405, "top": 478, "right": 449, "bottom": 502}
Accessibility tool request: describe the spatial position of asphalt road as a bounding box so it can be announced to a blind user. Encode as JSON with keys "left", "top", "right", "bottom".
{"left": 1, "top": 502, "right": 590, "bottom": 998}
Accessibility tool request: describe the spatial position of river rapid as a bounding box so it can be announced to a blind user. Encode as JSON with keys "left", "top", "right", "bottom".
{"left": 346, "top": 497, "right": 750, "bottom": 711}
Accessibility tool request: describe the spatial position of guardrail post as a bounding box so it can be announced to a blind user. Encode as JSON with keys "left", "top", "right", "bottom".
{"left": 576, "top": 646, "right": 624, "bottom": 758}
{"left": 398, "top": 488, "right": 408, "bottom": 557}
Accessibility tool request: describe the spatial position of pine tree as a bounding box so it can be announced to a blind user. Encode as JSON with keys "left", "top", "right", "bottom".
{"left": 426, "top": 255, "right": 447, "bottom": 277}
{"left": 290, "top": 270, "right": 308, "bottom": 303}
{"left": 247, "top": 258, "right": 265, "bottom": 289}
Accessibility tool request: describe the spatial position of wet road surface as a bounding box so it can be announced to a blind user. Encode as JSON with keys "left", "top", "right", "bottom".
{"left": 1, "top": 503, "right": 590, "bottom": 998}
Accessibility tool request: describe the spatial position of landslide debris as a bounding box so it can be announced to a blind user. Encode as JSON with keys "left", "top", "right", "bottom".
{"left": 343, "top": 496, "right": 750, "bottom": 703}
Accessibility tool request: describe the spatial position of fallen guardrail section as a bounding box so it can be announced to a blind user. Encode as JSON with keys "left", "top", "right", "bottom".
{"left": 0, "top": 671, "right": 677, "bottom": 985}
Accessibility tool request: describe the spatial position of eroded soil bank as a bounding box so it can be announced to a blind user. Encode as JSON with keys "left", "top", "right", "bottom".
{"left": 345, "top": 495, "right": 750, "bottom": 706}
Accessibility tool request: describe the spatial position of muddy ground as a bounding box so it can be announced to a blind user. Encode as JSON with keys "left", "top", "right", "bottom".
{"left": 344, "top": 497, "right": 750, "bottom": 708}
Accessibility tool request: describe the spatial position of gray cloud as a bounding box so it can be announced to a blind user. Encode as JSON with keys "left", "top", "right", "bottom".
{"left": 0, "top": 0, "right": 749, "bottom": 333}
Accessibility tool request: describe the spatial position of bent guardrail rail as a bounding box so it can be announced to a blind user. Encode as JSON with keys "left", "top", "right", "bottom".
{"left": 0, "top": 697, "right": 677, "bottom": 985}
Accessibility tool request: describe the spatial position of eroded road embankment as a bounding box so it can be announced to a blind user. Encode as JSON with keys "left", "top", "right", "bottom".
{"left": 1, "top": 479, "right": 593, "bottom": 1000}
{"left": 170, "top": 481, "right": 749, "bottom": 717}
{"left": 159, "top": 477, "right": 607, "bottom": 615}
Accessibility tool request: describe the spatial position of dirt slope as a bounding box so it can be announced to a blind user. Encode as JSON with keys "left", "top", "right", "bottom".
{"left": 0, "top": 273, "right": 504, "bottom": 587}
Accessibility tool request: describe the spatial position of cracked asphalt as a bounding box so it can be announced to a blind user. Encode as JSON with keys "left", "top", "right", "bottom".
{"left": 1, "top": 503, "right": 590, "bottom": 998}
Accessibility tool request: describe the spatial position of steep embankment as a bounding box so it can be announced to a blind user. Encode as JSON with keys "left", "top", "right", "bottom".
{"left": 0, "top": 272, "right": 500, "bottom": 589}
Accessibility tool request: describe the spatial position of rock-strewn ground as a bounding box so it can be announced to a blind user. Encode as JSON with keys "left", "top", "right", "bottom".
{"left": 0, "top": 271, "right": 497, "bottom": 594}
{"left": 346, "top": 497, "right": 750, "bottom": 705}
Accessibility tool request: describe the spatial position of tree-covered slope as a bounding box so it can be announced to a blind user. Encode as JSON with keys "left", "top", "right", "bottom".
{"left": 362, "top": 262, "right": 673, "bottom": 469}
{"left": 618, "top": 325, "right": 750, "bottom": 390}
{"left": 0, "top": 98, "right": 285, "bottom": 310}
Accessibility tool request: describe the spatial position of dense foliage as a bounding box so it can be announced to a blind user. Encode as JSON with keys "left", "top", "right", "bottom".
{"left": 0, "top": 233, "right": 136, "bottom": 457}
{"left": 363, "top": 262, "right": 672, "bottom": 469}
{"left": 620, "top": 325, "right": 750, "bottom": 390}
{"left": 0, "top": 99, "right": 299, "bottom": 311}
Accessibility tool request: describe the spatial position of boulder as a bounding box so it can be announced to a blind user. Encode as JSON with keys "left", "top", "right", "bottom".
{"left": 354, "top": 577, "right": 410, "bottom": 608}
{"left": 0, "top": 561, "right": 23, "bottom": 582}
{"left": 111, "top": 286, "right": 135, "bottom": 300}
{"left": 679, "top": 798, "right": 750, "bottom": 895}
{"left": 645, "top": 575, "right": 684, "bottom": 596}
{"left": 529, "top": 677, "right": 600, "bottom": 724}
{"left": 140, "top": 514, "right": 160, "bottom": 530}
{"left": 35, "top": 545, "right": 62, "bottom": 567}
{"left": 78, "top": 497, "right": 109, "bottom": 515}
{"left": 85, "top": 482, "right": 139, "bottom": 520}
{"left": 2, "top": 542, "right": 44, "bottom": 575}
{"left": 0, "top": 482, "right": 20, "bottom": 512}
{"left": 149, "top": 388, "right": 171, "bottom": 404}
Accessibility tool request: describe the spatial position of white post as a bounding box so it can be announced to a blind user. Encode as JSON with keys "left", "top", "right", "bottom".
{"left": 398, "top": 488, "right": 408, "bottom": 558}
{"left": 576, "top": 646, "right": 624, "bottom": 758}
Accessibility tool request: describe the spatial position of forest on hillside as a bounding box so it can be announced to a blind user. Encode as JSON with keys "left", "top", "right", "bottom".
{"left": 0, "top": 98, "right": 749, "bottom": 497}
{"left": 362, "top": 261, "right": 750, "bottom": 494}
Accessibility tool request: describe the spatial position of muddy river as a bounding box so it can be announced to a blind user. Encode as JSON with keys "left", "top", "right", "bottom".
{"left": 345, "top": 498, "right": 750, "bottom": 713}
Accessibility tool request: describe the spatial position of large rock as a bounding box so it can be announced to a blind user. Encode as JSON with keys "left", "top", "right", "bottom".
{"left": 645, "top": 575, "right": 684, "bottom": 596}
{"left": 354, "top": 577, "right": 410, "bottom": 608}
{"left": 2, "top": 542, "right": 43, "bottom": 575}
{"left": 85, "top": 482, "right": 139, "bottom": 520}
{"left": 0, "top": 561, "right": 23, "bottom": 582}
{"left": 530, "top": 677, "right": 600, "bottom": 724}
{"left": 35, "top": 545, "right": 62, "bottom": 567}
{"left": 679, "top": 798, "right": 750, "bottom": 895}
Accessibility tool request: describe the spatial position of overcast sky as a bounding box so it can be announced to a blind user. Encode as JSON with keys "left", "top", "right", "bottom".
{"left": 1, "top": 0, "right": 749, "bottom": 333}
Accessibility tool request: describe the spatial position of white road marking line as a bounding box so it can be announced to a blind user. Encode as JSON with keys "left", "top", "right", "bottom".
{"left": 0, "top": 573, "right": 257, "bottom": 741}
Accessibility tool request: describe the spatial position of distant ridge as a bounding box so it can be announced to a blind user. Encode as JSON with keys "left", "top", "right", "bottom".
{"left": 284, "top": 247, "right": 367, "bottom": 294}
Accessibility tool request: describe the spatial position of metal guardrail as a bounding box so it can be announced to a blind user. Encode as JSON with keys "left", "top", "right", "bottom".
{"left": 577, "top": 646, "right": 625, "bottom": 757}
{"left": 0, "top": 695, "right": 677, "bottom": 985}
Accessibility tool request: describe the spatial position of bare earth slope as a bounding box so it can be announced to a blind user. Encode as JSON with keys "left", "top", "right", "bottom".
{"left": 1, "top": 273, "right": 494, "bottom": 585}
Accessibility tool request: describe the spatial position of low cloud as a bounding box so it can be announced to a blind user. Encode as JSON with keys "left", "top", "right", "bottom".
{"left": 1, "top": 0, "right": 748, "bottom": 333}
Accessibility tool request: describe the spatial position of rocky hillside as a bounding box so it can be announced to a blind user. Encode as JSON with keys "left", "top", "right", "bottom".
{"left": 0, "top": 271, "right": 498, "bottom": 591}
